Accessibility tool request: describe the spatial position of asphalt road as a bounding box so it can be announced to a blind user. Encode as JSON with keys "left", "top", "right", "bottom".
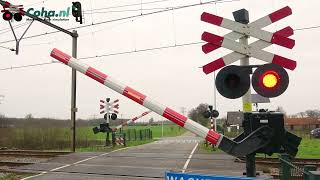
{"left": 12, "top": 132, "right": 269, "bottom": 179}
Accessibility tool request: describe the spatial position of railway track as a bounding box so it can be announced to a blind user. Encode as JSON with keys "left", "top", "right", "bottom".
{"left": 236, "top": 157, "right": 320, "bottom": 168}
{"left": 0, "top": 150, "right": 71, "bottom": 167}
{"left": 0, "top": 150, "right": 71, "bottom": 158}
{"left": 0, "top": 161, "right": 33, "bottom": 167}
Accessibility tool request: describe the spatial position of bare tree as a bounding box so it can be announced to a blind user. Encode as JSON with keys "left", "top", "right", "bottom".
{"left": 297, "top": 111, "right": 306, "bottom": 118}
{"left": 305, "top": 109, "right": 320, "bottom": 118}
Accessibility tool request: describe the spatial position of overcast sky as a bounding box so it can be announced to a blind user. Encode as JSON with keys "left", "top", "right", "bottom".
{"left": 0, "top": 0, "right": 319, "bottom": 122}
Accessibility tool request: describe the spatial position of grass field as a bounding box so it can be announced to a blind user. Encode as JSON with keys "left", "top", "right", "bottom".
{"left": 0, "top": 124, "right": 185, "bottom": 150}
{"left": 0, "top": 173, "right": 35, "bottom": 180}
{"left": 200, "top": 137, "right": 320, "bottom": 159}
{"left": 294, "top": 138, "right": 320, "bottom": 158}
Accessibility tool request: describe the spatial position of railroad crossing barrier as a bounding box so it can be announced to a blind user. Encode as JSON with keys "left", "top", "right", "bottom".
{"left": 50, "top": 48, "right": 275, "bottom": 157}
{"left": 113, "top": 111, "right": 152, "bottom": 131}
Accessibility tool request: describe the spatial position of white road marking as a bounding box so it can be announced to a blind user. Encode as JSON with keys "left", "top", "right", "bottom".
{"left": 21, "top": 147, "right": 130, "bottom": 180}
{"left": 181, "top": 142, "right": 198, "bottom": 173}
{"left": 49, "top": 164, "right": 71, "bottom": 172}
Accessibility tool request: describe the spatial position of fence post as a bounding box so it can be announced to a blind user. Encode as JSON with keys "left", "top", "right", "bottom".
{"left": 151, "top": 130, "right": 153, "bottom": 140}
{"left": 304, "top": 165, "right": 317, "bottom": 180}
{"left": 280, "top": 154, "right": 292, "bottom": 180}
{"left": 148, "top": 129, "right": 151, "bottom": 139}
{"left": 111, "top": 132, "right": 116, "bottom": 147}
{"left": 139, "top": 130, "right": 142, "bottom": 141}
{"left": 123, "top": 133, "right": 126, "bottom": 147}
{"left": 128, "top": 129, "right": 131, "bottom": 141}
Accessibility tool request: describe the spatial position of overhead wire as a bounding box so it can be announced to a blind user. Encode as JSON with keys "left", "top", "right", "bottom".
{"left": 0, "top": 0, "right": 233, "bottom": 45}
{"left": 1, "top": 0, "right": 319, "bottom": 71}
{"left": 84, "top": 0, "right": 171, "bottom": 13}
{"left": 1, "top": 22, "right": 319, "bottom": 71}
{"left": 1, "top": 21, "right": 320, "bottom": 71}
{"left": 0, "top": 41, "right": 203, "bottom": 71}
{"left": 84, "top": 0, "right": 237, "bottom": 14}
{"left": 0, "top": 22, "right": 30, "bottom": 35}
{"left": 294, "top": 25, "right": 320, "bottom": 31}
{"left": 0, "top": 45, "right": 15, "bottom": 51}
{"left": 0, "top": 62, "right": 56, "bottom": 71}
{"left": 21, "top": 17, "right": 141, "bottom": 47}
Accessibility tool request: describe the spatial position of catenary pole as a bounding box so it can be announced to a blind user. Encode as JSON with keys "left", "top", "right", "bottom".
{"left": 71, "top": 30, "right": 78, "bottom": 152}
{"left": 0, "top": 0, "right": 78, "bottom": 152}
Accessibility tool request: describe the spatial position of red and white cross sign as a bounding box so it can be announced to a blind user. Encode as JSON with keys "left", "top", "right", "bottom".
{"left": 99, "top": 98, "right": 119, "bottom": 114}
{"left": 201, "top": 6, "right": 297, "bottom": 75}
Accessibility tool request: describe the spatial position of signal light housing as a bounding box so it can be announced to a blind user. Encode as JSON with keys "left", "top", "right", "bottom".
{"left": 252, "top": 64, "right": 289, "bottom": 98}
{"left": 72, "top": 2, "right": 83, "bottom": 24}
{"left": 215, "top": 65, "right": 250, "bottom": 99}
{"left": 3, "top": 11, "right": 13, "bottom": 21}
{"left": 110, "top": 113, "right": 117, "bottom": 120}
{"left": 215, "top": 64, "right": 289, "bottom": 99}
{"left": 13, "top": 13, "right": 22, "bottom": 21}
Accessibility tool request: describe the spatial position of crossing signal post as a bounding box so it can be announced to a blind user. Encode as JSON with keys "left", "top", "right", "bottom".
{"left": 201, "top": 6, "right": 300, "bottom": 177}
{"left": 94, "top": 98, "right": 120, "bottom": 146}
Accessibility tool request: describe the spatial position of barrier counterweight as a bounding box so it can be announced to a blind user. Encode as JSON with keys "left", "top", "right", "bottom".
{"left": 50, "top": 48, "right": 223, "bottom": 146}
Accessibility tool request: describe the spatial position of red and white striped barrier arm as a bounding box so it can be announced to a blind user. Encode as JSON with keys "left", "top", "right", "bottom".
{"left": 201, "top": 6, "right": 293, "bottom": 54}
{"left": 50, "top": 48, "right": 223, "bottom": 146}
{"left": 113, "top": 111, "right": 152, "bottom": 131}
{"left": 202, "top": 27, "right": 296, "bottom": 74}
{"left": 201, "top": 32, "right": 296, "bottom": 71}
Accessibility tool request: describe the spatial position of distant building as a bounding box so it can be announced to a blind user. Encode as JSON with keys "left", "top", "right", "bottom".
{"left": 285, "top": 118, "right": 320, "bottom": 131}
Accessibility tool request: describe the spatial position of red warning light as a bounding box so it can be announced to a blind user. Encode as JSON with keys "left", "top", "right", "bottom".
{"left": 2, "top": 11, "right": 13, "bottom": 21}
{"left": 261, "top": 71, "right": 279, "bottom": 89}
{"left": 252, "top": 64, "right": 289, "bottom": 98}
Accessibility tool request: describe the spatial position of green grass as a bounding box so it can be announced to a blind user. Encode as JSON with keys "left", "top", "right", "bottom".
{"left": 198, "top": 142, "right": 220, "bottom": 153}
{"left": 200, "top": 137, "right": 320, "bottom": 159}
{"left": 75, "top": 124, "right": 186, "bottom": 140}
{"left": 74, "top": 124, "right": 185, "bottom": 152}
{"left": 255, "top": 138, "right": 320, "bottom": 159}
{"left": 0, "top": 173, "right": 36, "bottom": 180}
{"left": 124, "top": 124, "right": 186, "bottom": 138}
{"left": 1, "top": 124, "right": 185, "bottom": 151}
{"left": 296, "top": 138, "right": 320, "bottom": 158}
